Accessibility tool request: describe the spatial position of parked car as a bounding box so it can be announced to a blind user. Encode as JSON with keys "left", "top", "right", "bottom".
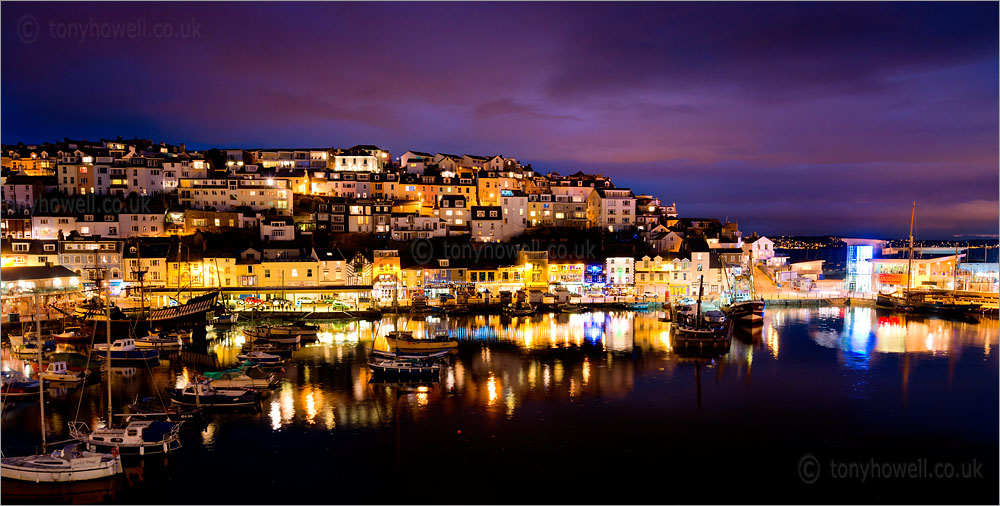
{"left": 297, "top": 297, "right": 317, "bottom": 305}
{"left": 328, "top": 301, "right": 351, "bottom": 311}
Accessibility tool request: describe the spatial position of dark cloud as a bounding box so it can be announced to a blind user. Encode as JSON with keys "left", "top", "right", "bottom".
{"left": 1, "top": 2, "right": 995, "bottom": 238}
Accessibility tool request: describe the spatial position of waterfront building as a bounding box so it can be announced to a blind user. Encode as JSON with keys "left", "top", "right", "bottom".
{"left": 605, "top": 257, "right": 635, "bottom": 295}
{"left": 1, "top": 238, "right": 59, "bottom": 267}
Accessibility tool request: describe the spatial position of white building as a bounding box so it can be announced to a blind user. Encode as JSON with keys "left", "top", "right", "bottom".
{"left": 334, "top": 149, "right": 382, "bottom": 172}
{"left": 178, "top": 177, "right": 293, "bottom": 215}
{"left": 260, "top": 216, "right": 296, "bottom": 241}
{"left": 606, "top": 257, "right": 635, "bottom": 287}
{"left": 596, "top": 188, "right": 635, "bottom": 232}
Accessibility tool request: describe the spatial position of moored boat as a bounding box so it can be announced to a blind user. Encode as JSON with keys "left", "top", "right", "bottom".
{"left": 69, "top": 420, "right": 182, "bottom": 456}
{"left": 1, "top": 370, "right": 41, "bottom": 398}
{"left": 167, "top": 382, "right": 262, "bottom": 408}
{"left": 1, "top": 444, "right": 121, "bottom": 483}
{"left": 39, "top": 362, "right": 90, "bottom": 384}
{"left": 203, "top": 361, "right": 278, "bottom": 390}
{"left": 93, "top": 339, "right": 160, "bottom": 363}
{"left": 367, "top": 357, "right": 442, "bottom": 377}
{"left": 135, "top": 333, "right": 184, "bottom": 350}
{"left": 235, "top": 350, "right": 283, "bottom": 365}
{"left": 382, "top": 331, "right": 457, "bottom": 355}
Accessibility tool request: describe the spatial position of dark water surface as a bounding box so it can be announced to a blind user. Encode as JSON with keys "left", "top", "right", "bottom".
{"left": 2, "top": 307, "right": 997, "bottom": 504}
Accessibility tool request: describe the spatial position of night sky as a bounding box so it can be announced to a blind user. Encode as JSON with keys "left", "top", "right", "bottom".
{"left": 2, "top": 2, "right": 997, "bottom": 239}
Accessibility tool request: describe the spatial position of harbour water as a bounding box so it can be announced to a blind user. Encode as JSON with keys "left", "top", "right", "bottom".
{"left": 2, "top": 307, "right": 997, "bottom": 504}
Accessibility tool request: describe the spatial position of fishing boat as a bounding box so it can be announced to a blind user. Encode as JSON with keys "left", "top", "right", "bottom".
{"left": 0, "top": 444, "right": 122, "bottom": 483}
{"left": 69, "top": 420, "right": 182, "bottom": 456}
{"left": 1, "top": 370, "right": 41, "bottom": 398}
{"left": 720, "top": 253, "right": 765, "bottom": 325}
{"left": 367, "top": 357, "right": 442, "bottom": 377}
{"left": 203, "top": 361, "right": 278, "bottom": 390}
{"left": 672, "top": 277, "right": 733, "bottom": 350}
{"left": 93, "top": 339, "right": 160, "bottom": 363}
{"left": 626, "top": 302, "right": 651, "bottom": 310}
{"left": 167, "top": 382, "right": 262, "bottom": 408}
{"left": 39, "top": 362, "right": 90, "bottom": 384}
{"left": 235, "top": 350, "right": 283, "bottom": 365}
{"left": 134, "top": 333, "right": 184, "bottom": 350}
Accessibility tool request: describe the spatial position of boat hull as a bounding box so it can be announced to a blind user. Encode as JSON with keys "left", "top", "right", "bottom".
{"left": 0, "top": 458, "right": 121, "bottom": 483}
{"left": 167, "top": 392, "right": 261, "bottom": 408}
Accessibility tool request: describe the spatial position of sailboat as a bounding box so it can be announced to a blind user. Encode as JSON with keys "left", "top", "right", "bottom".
{"left": 1, "top": 294, "right": 122, "bottom": 483}
{"left": 68, "top": 272, "right": 183, "bottom": 456}
{"left": 875, "top": 202, "right": 980, "bottom": 316}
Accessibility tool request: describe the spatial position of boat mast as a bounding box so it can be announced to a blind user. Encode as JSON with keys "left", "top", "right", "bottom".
{"left": 105, "top": 268, "right": 113, "bottom": 425}
{"left": 696, "top": 275, "right": 704, "bottom": 329}
{"left": 906, "top": 201, "right": 915, "bottom": 297}
{"left": 34, "top": 292, "right": 46, "bottom": 451}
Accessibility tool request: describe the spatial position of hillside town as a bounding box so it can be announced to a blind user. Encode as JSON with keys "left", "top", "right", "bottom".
{"left": 1, "top": 137, "right": 995, "bottom": 316}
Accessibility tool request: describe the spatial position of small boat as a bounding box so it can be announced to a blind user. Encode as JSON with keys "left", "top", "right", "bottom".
{"left": 627, "top": 302, "right": 651, "bottom": 310}
{"left": 167, "top": 382, "right": 262, "bottom": 408}
{"left": 47, "top": 352, "right": 102, "bottom": 373}
{"left": 53, "top": 327, "right": 89, "bottom": 343}
{"left": 370, "top": 348, "right": 452, "bottom": 360}
{"left": 214, "top": 313, "right": 239, "bottom": 325}
{"left": 8, "top": 335, "right": 56, "bottom": 358}
{"left": 503, "top": 304, "right": 535, "bottom": 316}
{"left": 135, "top": 333, "right": 184, "bottom": 350}
{"left": 235, "top": 350, "right": 283, "bottom": 365}
{"left": 445, "top": 305, "right": 471, "bottom": 316}
{"left": 93, "top": 339, "right": 160, "bottom": 363}
{"left": 383, "top": 331, "right": 457, "bottom": 355}
{"left": 127, "top": 397, "right": 202, "bottom": 422}
{"left": 367, "top": 357, "right": 442, "bottom": 377}
{"left": 203, "top": 361, "right": 278, "bottom": 390}
{"left": 69, "top": 420, "right": 182, "bottom": 456}
{"left": 0, "top": 444, "right": 121, "bottom": 483}
{"left": 269, "top": 323, "right": 318, "bottom": 339}
{"left": 39, "top": 362, "right": 90, "bottom": 384}
{"left": 1, "top": 370, "right": 41, "bottom": 398}
{"left": 244, "top": 328, "right": 301, "bottom": 345}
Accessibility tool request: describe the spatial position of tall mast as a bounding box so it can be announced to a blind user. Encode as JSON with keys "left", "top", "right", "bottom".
{"left": 35, "top": 292, "right": 46, "bottom": 451}
{"left": 105, "top": 268, "right": 112, "bottom": 425}
{"left": 906, "top": 201, "right": 915, "bottom": 296}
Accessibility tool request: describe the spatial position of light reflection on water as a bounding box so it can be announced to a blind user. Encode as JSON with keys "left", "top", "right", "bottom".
{"left": 2, "top": 307, "right": 997, "bottom": 445}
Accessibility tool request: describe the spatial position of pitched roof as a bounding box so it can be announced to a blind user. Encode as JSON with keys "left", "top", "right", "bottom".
{"left": 1, "top": 265, "right": 79, "bottom": 281}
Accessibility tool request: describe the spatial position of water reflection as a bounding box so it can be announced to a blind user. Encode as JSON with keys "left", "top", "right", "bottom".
{"left": 2, "top": 307, "right": 996, "bottom": 444}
